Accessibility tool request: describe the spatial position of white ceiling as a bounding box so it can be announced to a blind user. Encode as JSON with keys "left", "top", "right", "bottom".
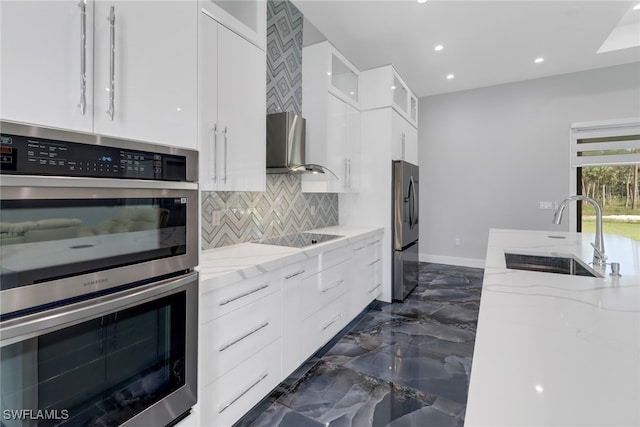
{"left": 291, "top": 0, "right": 640, "bottom": 97}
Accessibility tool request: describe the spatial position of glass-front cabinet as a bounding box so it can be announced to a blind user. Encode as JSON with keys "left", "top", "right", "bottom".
{"left": 204, "top": 0, "right": 266, "bottom": 50}
{"left": 360, "top": 65, "right": 418, "bottom": 127}
{"left": 330, "top": 52, "right": 359, "bottom": 105}
{"left": 410, "top": 94, "right": 418, "bottom": 123}
{"left": 301, "top": 41, "right": 361, "bottom": 193}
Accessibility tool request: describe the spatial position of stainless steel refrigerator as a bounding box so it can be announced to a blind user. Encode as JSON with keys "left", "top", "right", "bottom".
{"left": 392, "top": 160, "right": 420, "bottom": 301}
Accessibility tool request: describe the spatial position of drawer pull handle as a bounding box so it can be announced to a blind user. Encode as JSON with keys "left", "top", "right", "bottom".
{"left": 368, "top": 283, "right": 382, "bottom": 294}
{"left": 368, "top": 259, "right": 381, "bottom": 266}
{"left": 219, "top": 321, "right": 269, "bottom": 352}
{"left": 353, "top": 245, "right": 365, "bottom": 252}
{"left": 218, "top": 372, "right": 269, "bottom": 414}
{"left": 321, "top": 313, "right": 343, "bottom": 331}
{"left": 367, "top": 240, "right": 381, "bottom": 246}
{"left": 284, "top": 269, "right": 305, "bottom": 280}
{"left": 219, "top": 283, "right": 269, "bottom": 306}
{"left": 321, "top": 279, "right": 344, "bottom": 293}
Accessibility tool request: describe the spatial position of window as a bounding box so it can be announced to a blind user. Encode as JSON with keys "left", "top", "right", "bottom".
{"left": 571, "top": 119, "right": 640, "bottom": 241}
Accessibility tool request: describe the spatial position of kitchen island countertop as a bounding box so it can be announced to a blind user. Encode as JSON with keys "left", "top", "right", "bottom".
{"left": 465, "top": 228, "right": 640, "bottom": 426}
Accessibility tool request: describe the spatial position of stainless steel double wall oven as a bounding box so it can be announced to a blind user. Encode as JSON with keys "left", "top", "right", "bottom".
{"left": 0, "top": 122, "right": 199, "bottom": 427}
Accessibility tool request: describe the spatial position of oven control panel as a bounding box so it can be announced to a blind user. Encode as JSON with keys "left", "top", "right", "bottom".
{"left": 0, "top": 133, "right": 186, "bottom": 181}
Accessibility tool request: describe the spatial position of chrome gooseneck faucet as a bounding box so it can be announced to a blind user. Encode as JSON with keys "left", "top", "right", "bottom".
{"left": 553, "top": 195, "right": 607, "bottom": 268}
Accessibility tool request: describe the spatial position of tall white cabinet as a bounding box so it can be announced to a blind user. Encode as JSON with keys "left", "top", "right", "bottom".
{"left": 198, "top": 5, "right": 266, "bottom": 192}
{"left": 0, "top": 0, "right": 198, "bottom": 150}
{"left": 340, "top": 64, "right": 420, "bottom": 302}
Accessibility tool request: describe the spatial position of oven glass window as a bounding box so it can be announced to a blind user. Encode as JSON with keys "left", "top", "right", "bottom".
{"left": 0, "top": 198, "right": 187, "bottom": 291}
{"left": 0, "top": 292, "right": 186, "bottom": 426}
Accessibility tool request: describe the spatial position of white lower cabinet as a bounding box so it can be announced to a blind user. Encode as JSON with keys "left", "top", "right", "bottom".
{"left": 200, "top": 339, "right": 282, "bottom": 427}
{"left": 300, "top": 288, "right": 352, "bottom": 357}
{"left": 198, "top": 231, "right": 384, "bottom": 426}
{"left": 281, "top": 258, "right": 319, "bottom": 372}
{"left": 200, "top": 290, "right": 282, "bottom": 387}
{"left": 198, "top": 270, "right": 282, "bottom": 427}
{"left": 351, "top": 237, "right": 383, "bottom": 312}
{"left": 199, "top": 269, "right": 280, "bottom": 324}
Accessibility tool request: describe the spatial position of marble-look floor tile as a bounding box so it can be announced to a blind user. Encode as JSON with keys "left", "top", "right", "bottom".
{"left": 236, "top": 263, "right": 483, "bottom": 427}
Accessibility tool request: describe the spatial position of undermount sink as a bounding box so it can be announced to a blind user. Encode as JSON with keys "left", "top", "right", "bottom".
{"left": 504, "top": 252, "right": 603, "bottom": 278}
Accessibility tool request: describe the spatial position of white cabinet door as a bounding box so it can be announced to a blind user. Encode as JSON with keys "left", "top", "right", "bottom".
{"left": 217, "top": 24, "right": 265, "bottom": 191}
{"left": 301, "top": 42, "right": 361, "bottom": 194}
{"left": 326, "top": 93, "right": 347, "bottom": 191}
{"left": 391, "top": 110, "right": 418, "bottom": 165}
{"left": 198, "top": 11, "right": 266, "bottom": 192}
{"left": 345, "top": 102, "right": 361, "bottom": 191}
{"left": 199, "top": 10, "right": 220, "bottom": 191}
{"left": 0, "top": 0, "right": 94, "bottom": 132}
{"left": 302, "top": 93, "right": 360, "bottom": 193}
{"left": 403, "top": 119, "right": 418, "bottom": 166}
{"left": 93, "top": 1, "right": 197, "bottom": 149}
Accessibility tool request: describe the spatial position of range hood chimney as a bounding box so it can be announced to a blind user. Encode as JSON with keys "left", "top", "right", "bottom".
{"left": 266, "top": 112, "right": 336, "bottom": 177}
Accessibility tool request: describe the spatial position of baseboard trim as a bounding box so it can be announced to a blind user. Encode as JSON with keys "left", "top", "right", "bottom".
{"left": 419, "top": 253, "right": 485, "bottom": 269}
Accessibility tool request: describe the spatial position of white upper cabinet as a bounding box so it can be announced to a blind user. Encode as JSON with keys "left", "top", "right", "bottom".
{"left": 391, "top": 109, "right": 418, "bottom": 165}
{"left": 93, "top": 1, "right": 198, "bottom": 149}
{"left": 301, "top": 42, "right": 361, "bottom": 193}
{"left": 202, "top": 0, "right": 266, "bottom": 50}
{"left": 329, "top": 51, "right": 359, "bottom": 107}
{"left": 1, "top": 1, "right": 94, "bottom": 132}
{"left": 198, "top": 7, "right": 266, "bottom": 192}
{"left": 1, "top": 1, "right": 198, "bottom": 150}
{"left": 361, "top": 65, "right": 418, "bottom": 127}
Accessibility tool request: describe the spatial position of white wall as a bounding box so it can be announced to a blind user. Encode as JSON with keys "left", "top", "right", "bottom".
{"left": 418, "top": 62, "right": 640, "bottom": 267}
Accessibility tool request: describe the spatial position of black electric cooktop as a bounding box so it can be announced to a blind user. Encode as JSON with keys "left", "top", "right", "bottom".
{"left": 254, "top": 232, "right": 343, "bottom": 248}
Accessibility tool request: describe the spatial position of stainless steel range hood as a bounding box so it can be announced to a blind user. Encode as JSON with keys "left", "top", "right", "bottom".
{"left": 266, "top": 112, "right": 336, "bottom": 176}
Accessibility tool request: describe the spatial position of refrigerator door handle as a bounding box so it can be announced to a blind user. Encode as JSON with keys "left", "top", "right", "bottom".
{"left": 408, "top": 176, "right": 417, "bottom": 229}
{"left": 411, "top": 175, "right": 418, "bottom": 227}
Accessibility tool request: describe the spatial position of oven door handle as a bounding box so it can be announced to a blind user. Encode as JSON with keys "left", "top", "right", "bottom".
{"left": 0, "top": 272, "right": 198, "bottom": 346}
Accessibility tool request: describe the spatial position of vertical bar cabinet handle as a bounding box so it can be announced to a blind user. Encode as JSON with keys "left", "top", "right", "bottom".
{"left": 107, "top": 6, "right": 116, "bottom": 120}
{"left": 78, "top": 0, "right": 87, "bottom": 115}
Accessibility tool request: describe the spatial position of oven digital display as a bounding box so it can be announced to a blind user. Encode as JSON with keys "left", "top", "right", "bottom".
{"left": 0, "top": 134, "right": 186, "bottom": 181}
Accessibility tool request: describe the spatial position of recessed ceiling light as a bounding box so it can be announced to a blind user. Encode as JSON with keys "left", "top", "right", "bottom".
{"left": 417, "top": 0, "right": 428, "bottom": 3}
{"left": 434, "top": 44, "right": 444, "bottom": 51}
{"left": 391, "top": 85, "right": 397, "bottom": 90}
{"left": 446, "top": 74, "right": 455, "bottom": 80}
{"left": 634, "top": 3, "right": 640, "bottom": 10}
{"left": 534, "top": 57, "right": 544, "bottom": 63}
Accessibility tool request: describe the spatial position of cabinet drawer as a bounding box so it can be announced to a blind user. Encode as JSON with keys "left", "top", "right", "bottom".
{"left": 200, "top": 270, "right": 281, "bottom": 324}
{"left": 300, "top": 260, "right": 351, "bottom": 319}
{"left": 300, "top": 290, "right": 352, "bottom": 357}
{"left": 200, "top": 338, "right": 282, "bottom": 427}
{"left": 281, "top": 257, "right": 317, "bottom": 283}
{"left": 319, "top": 244, "right": 352, "bottom": 270}
{"left": 200, "top": 290, "right": 281, "bottom": 387}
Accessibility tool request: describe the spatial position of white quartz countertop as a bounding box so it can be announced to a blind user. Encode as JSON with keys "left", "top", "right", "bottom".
{"left": 465, "top": 229, "right": 640, "bottom": 426}
{"left": 197, "top": 226, "right": 383, "bottom": 290}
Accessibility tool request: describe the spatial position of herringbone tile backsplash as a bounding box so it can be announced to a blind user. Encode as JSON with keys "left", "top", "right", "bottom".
{"left": 201, "top": 175, "right": 338, "bottom": 249}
